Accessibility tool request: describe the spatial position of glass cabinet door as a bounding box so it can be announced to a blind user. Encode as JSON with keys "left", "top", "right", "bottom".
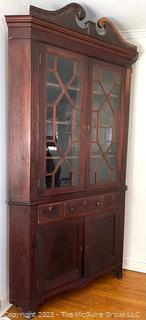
{"left": 39, "top": 46, "right": 86, "bottom": 194}
{"left": 87, "top": 61, "right": 123, "bottom": 187}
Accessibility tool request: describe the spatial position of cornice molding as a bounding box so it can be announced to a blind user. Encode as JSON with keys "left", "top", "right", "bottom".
{"left": 5, "top": 3, "right": 139, "bottom": 65}
{"left": 27, "top": 4, "right": 138, "bottom": 52}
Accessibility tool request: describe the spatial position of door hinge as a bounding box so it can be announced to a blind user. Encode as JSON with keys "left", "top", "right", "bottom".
{"left": 39, "top": 53, "right": 42, "bottom": 64}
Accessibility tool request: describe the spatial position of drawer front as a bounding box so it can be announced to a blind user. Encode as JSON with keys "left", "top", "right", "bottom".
{"left": 65, "top": 195, "right": 104, "bottom": 217}
{"left": 104, "top": 192, "right": 123, "bottom": 208}
{"left": 65, "top": 198, "right": 88, "bottom": 216}
{"left": 65, "top": 192, "right": 123, "bottom": 217}
{"left": 87, "top": 195, "right": 104, "bottom": 212}
{"left": 38, "top": 203, "right": 63, "bottom": 223}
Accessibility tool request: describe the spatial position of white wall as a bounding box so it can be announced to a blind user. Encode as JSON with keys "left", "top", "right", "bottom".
{"left": 0, "top": 3, "right": 27, "bottom": 316}
{"left": 0, "top": 0, "right": 146, "bottom": 316}
{"left": 123, "top": 35, "right": 146, "bottom": 273}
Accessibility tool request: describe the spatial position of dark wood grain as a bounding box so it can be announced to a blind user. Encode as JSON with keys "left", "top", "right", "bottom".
{"left": 6, "top": 3, "right": 138, "bottom": 54}
{"left": 38, "top": 217, "right": 84, "bottom": 293}
{"left": 6, "top": 3, "right": 138, "bottom": 315}
{"left": 8, "top": 39, "right": 31, "bottom": 203}
{"left": 84, "top": 212, "right": 116, "bottom": 276}
{"left": 5, "top": 3, "right": 138, "bottom": 67}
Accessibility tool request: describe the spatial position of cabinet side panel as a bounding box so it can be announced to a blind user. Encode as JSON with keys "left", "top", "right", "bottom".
{"left": 115, "top": 208, "right": 125, "bottom": 265}
{"left": 121, "top": 67, "right": 132, "bottom": 184}
{"left": 9, "top": 39, "right": 31, "bottom": 202}
{"left": 10, "top": 206, "right": 31, "bottom": 300}
{"left": 30, "top": 41, "right": 40, "bottom": 201}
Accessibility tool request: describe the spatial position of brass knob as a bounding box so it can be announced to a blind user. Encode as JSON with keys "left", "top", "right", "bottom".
{"left": 96, "top": 201, "right": 100, "bottom": 206}
{"left": 70, "top": 206, "right": 75, "bottom": 211}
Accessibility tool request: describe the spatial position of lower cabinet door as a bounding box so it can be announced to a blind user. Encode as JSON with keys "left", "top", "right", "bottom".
{"left": 38, "top": 217, "right": 84, "bottom": 293}
{"left": 84, "top": 213, "right": 117, "bottom": 276}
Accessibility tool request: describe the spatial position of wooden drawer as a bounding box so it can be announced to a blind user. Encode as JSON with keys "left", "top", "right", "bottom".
{"left": 65, "top": 198, "right": 88, "bottom": 216}
{"left": 38, "top": 203, "right": 63, "bottom": 223}
{"left": 104, "top": 192, "right": 123, "bottom": 208}
{"left": 65, "top": 195, "right": 104, "bottom": 217}
{"left": 65, "top": 192, "right": 123, "bottom": 217}
{"left": 87, "top": 195, "right": 105, "bottom": 212}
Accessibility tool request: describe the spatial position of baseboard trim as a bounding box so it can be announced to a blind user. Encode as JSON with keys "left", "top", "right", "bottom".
{"left": 0, "top": 294, "right": 11, "bottom": 317}
{"left": 123, "top": 257, "right": 146, "bottom": 273}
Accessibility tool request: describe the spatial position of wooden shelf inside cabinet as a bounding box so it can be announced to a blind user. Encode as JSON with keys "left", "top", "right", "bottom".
{"left": 46, "top": 156, "right": 79, "bottom": 160}
{"left": 47, "top": 82, "right": 81, "bottom": 92}
{"left": 46, "top": 120, "right": 71, "bottom": 125}
{"left": 93, "top": 92, "right": 119, "bottom": 98}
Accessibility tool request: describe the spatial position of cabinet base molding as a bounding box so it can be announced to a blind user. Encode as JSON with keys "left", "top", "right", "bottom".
{"left": 10, "top": 264, "right": 122, "bottom": 316}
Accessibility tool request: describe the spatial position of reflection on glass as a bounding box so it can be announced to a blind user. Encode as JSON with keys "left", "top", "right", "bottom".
{"left": 98, "top": 127, "right": 112, "bottom": 152}
{"left": 98, "top": 160, "right": 111, "bottom": 183}
{"left": 47, "top": 86, "right": 62, "bottom": 104}
{"left": 76, "top": 63, "right": 83, "bottom": 77}
{"left": 48, "top": 54, "right": 55, "bottom": 69}
{"left": 45, "top": 53, "right": 83, "bottom": 189}
{"left": 57, "top": 57, "right": 73, "bottom": 84}
{"left": 93, "top": 82, "right": 105, "bottom": 111}
{"left": 106, "top": 154, "right": 117, "bottom": 170}
{"left": 46, "top": 123, "right": 53, "bottom": 137}
{"left": 48, "top": 72, "right": 58, "bottom": 84}
{"left": 46, "top": 142, "right": 61, "bottom": 188}
{"left": 68, "top": 79, "right": 82, "bottom": 107}
{"left": 102, "top": 68, "right": 114, "bottom": 93}
{"left": 99, "top": 102, "right": 113, "bottom": 126}
{"left": 47, "top": 106, "right": 53, "bottom": 120}
{"left": 109, "top": 87, "right": 121, "bottom": 113}
{"left": 90, "top": 64, "right": 122, "bottom": 184}
{"left": 93, "top": 65, "right": 99, "bottom": 81}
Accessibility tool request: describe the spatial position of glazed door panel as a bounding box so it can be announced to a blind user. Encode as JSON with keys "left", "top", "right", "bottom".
{"left": 84, "top": 213, "right": 116, "bottom": 276}
{"left": 86, "top": 60, "right": 125, "bottom": 188}
{"left": 38, "top": 217, "right": 84, "bottom": 293}
{"left": 39, "top": 45, "right": 87, "bottom": 196}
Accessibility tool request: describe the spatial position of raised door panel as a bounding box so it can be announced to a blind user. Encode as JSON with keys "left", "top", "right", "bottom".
{"left": 38, "top": 217, "right": 84, "bottom": 293}
{"left": 86, "top": 59, "right": 125, "bottom": 189}
{"left": 39, "top": 45, "right": 87, "bottom": 196}
{"left": 84, "top": 213, "right": 117, "bottom": 276}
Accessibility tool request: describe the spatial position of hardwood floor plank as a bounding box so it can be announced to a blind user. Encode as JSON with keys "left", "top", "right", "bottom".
{"left": 5, "top": 270, "right": 146, "bottom": 319}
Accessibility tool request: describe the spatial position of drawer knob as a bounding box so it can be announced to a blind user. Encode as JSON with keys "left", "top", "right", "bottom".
{"left": 48, "top": 206, "right": 52, "bottom": 211}
{"left": 96, "top": 201, "right": 100, "bottom": 206}
{"left": 69, "top": 206, "right": 75, "bottom": 211}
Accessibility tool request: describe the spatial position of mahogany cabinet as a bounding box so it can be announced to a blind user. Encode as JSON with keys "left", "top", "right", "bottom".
{"left": 6, "top": 3, "right": 138, "bottom": 315}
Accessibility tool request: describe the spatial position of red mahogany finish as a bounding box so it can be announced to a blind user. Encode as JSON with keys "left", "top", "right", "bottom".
{"left": 6, "top": 3, "right": 138, "bottom": 315}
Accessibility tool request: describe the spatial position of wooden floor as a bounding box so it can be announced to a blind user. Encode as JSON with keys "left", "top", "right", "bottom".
{"left": 5, "top": 270, "right": 146, "bottom": 319}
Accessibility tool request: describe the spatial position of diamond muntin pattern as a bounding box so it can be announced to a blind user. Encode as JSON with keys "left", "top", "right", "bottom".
{"left": 46, "top": 53, "right": 83, "bottom": 189}
{"left": 90, "top": 64, "right": 122, "bottom": 184}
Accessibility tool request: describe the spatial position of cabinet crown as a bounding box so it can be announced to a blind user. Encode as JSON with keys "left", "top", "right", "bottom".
{"left": 5, "top": 3, "right": 138, "bottom": 65}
